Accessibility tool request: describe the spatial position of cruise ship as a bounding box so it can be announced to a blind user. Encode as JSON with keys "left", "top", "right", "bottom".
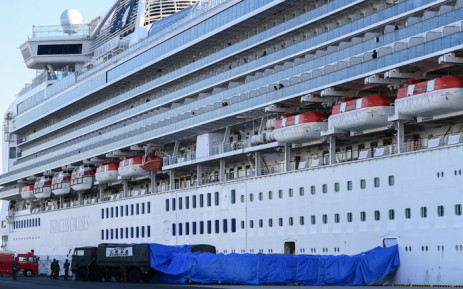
{"left": 1, "top": 0, "right": 463, "bottom": 285}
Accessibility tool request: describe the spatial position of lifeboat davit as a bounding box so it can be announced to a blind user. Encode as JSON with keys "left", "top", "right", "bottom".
{"left": 95, "top": 163, "right": 120, "bottom": 184}
{"left": 273, "top": 112, "right": 328, "bottom": 143}
{"left": 71, "top": 165, "right": 95, "bottom": 191}
{"left": 20, "top": 185, "right": 35, "bottom": 200}
{"left": 33, "top": 176, "right": 52, "bottom": 199}
{"left": 51, "top": 171, "right": 71, "bottom": 195}
{"left": 118, "top": 157, "right": 148, "bottom": 179}
{"left": 395, "top": 76, "right": 463, "bottom": 117}
{"left": 328, "top": 95, "right": 394, "bottom": 131}
{"left": 141, "top": 155, "right": 163, "bottom": 171}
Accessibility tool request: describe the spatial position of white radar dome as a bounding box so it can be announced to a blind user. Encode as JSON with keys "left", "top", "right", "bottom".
{"left": 60, "top": 9, "right": 83, "bottom": 35}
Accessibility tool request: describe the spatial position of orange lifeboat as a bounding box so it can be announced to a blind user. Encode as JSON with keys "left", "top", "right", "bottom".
{"left": 95, "top": 163, "right": 120, "bottom": 184}
{"left": 328, "top": 95, "right": 394, "bottom": 131}
{"left": 118, "top": 157, "right": 148, "bottom": 179}
{"left": 395, "top": 76, "right": 463, "bottom": 117}
{"left": 33, "top": 176, "right": 52, "bottom": 199}
{"left": 70, "top": 165, "right": 95, "bottom": 191}
{"left": 273, "top": 112, "right": 328, "bottom": 143}
{"left": 52, "top": 171, "right": 71, "bottom": 195}
{"left": 20, "top": 184, "right": 35, "bottom": 200}
{"left": 141, "top": 155, "right": 163, "bottom": 171}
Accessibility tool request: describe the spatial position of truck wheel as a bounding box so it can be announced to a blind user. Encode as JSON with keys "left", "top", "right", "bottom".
{"left": 103, "top": 268, "right": 112, "bottom": 282}
{"left": 142, "top": 269, "right": 155, "bottom": 283}
{"left": 77, "top": 268, "right": 89, "bottom": 281}
{"left": 128, "top": 268, "right": 141, "bottom": 283}
{"left": 24, "top": 269, "right": 34, "bottom": 277}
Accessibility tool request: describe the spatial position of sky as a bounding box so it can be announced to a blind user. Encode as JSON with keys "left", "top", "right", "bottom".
{"left": 0, "top": 0, "right": 115, "bottom": 173}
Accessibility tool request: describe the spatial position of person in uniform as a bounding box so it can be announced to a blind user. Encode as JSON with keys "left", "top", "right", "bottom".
{"left": 53, "top": 260, "right": 60, "bottom": 279}
{"left": 12, "top": 257, "right": 18, "bottom": 280}
{"left": 63, "top": 259, "right": 70, "bottom": 280}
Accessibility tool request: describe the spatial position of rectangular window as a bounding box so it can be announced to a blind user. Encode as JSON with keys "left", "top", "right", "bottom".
{"left": 279, "top": 190, "right": 283, "bottom": 198}
{"left": 375, "top": 210, "right": 380, "bottom": 221}
{"left": 279, "top": 218, "right": 283, "bottom": 226}
{"left": 207, "top": 193, "right": 212, "bottom": 207}
{"left": 322, "top": 214, "right": 328, "bottom": 224}
{"left": 185, "top": 196, "right": 189, "bottom": 209}
{"left": 437, "top": 205, "right": 444, "bottom": 217}
{"left": 215, "top": 220, "right": 219, "bottom": 233}
{"left": 172, "top": 198, "right": 176, "bottom": 211}
{"left": 125, "top": 227, "right": 128, "bottom": 238}
{"left": 388, "top": 175, "right": 395, "bottom": 186}
{"left": 172, "top": 224, "right": 176, "bottom": 236}
{"left": 120, "top": 228, "right": 124, "bottom": 239}
{"left": 111, "top": 229, "right": 114, "bottom": 240}
{"left": 193, "top": 222, "right": 197, "bottom": 235}
{"left": 101, "top": 230, "right": 104, "bottom": 240}
{"left": 131, "top": 227, "right": 134, "bottom": 238}
{"left": 250, "top": 193, "right": 254, "bottom": 202}
{"left": 250, "top": 220, "right": 254, "bottom": 228}
{"left": 241, "top": 195, "right": 245, "bottom": 203}
{"left": 231, "top": 190, "right": 236, "bottom": 204}
{"left": 207, "top": 220, "right": 212, "bottom": 234}
{"left": 389, "top": 209, "right": 395, "bottom": 220}
{"left": 147, "top": 202, "right": 151, "bottom": 213}
{"left": 121, "top": 206, "right": 124, "bottom": 216}
{"left": 215, "top": 192, "right": 219, "bottom": 206}
{"left": 405, "top": 208, "right": 411, "bottom": 219}
{"left": 101, "top": 209, "right": 104, "bottom": 219}
{"left": 289, "top": 188, "right": 294, "bottom": 197}
{"left": 141, "top": 226, "right": 145, "bottom": 238}
{"left": 311, "top": 215, "right": 316, "bottom": 224}
{"left": 179, "top": 197, "right": 182, "bottom": 210}
{"left": 106, "top": 208, "right": 109, "bottom": 218}
{"left": 141, "top": 203, "right": 145, "bottom": 214}
{"left": 347, "top": 181, "right": 352, "bottom": 191}
{"left": 299, "top": 187, "right": 304, "bottom": 196}
{"left": 360, "top": 211, "right": 366, "bottom": 221}
{"left": 231, "top": 219, "right": 236, "bottom": 232}
{"left": 193, "top": 195, "right": 197, "bottom": 208}
{"left": 268, "top": 191, "right": 273, "bottom": 199}
{"left": 200, "top": 194, "right": 204, "bottom": 207}
{"left": 185, "top": 222, "right": 190, "bottom": 235}
{"left": 334, "top": 182, "right": 340, "bottom": 192}
{"left": 259, "top": 192, "right": 263, "bottom": 201}
{"left": 116, "top": 206, "right": 119, "bottom": 217}
{"left": 322, "top": 184, "right": 327, "bottom": 194}
{"left": 241, "top": 220, "right": 245, "bottom": 229}
{"left": 136, "top": 227, "right": 139, "bottom": 238}
{"left": 268, "top": 218, "right": 273, "bottom": 227}
{"left": 223, "top": 219, "right": 228, "bottom": 233}
{"left": 421, "top": 206, "right": 428, "bottom": 218}
{"left": 455, "top": 204, "right": 462, "bottom": 216}
{"left": 200, "top": 221, "right": 204, "bottom": 234}
{"left": 136, "top": 203, "right": 139, "bottom": 215}
{"left": 147, "top": 226, "right": 151, "bottom": 237}
{"left": 256, "top": 219, "right": 262, "bottom": 228}
{"left": 360, "top": 179, "right": 366, "bottom": 189}
{"left": 289, "top": 217, "right": 294, "bottom": 226}
{"left": 179, "top": 223, "right": 183, "bottom": 236}
{"left": 311, "top": 185, "right": 316, "bottom": 195}
{"left": 300, "top": 216, "right": 305, "bottom": 225}
{"left": 125, "top": 205, "right": 128, "bottom": 216}
{"left": 115, "top": 228, "right": 118, "bottom": 239}
{"left": 374, "top": 177, "right": 380, "bottom": 188}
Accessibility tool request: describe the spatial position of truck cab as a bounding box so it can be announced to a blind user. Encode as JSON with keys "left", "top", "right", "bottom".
{"left": 0, "top": 251, "right": 38, "bottom": 277}
{"left": 71, "top": 246, "right": 97, "bottom": 281}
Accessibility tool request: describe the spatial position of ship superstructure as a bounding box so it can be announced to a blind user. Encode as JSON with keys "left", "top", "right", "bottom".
{"left": 2, "top": 0, "right": 463, "bottom": 285}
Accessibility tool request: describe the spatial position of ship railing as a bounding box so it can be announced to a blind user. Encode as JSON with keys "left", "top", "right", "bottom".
{"left": 401, "top": 133, "right": 463, "bottom": 153}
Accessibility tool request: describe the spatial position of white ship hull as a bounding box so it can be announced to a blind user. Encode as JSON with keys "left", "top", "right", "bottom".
{"left": 328, "top": 106, "right": 394, "bottom": 131}
{"left": 273, "top": 122, "right": 327, "bottom": 143}
{"left": 395, "top": 88, "right": 463, "bottom": 117}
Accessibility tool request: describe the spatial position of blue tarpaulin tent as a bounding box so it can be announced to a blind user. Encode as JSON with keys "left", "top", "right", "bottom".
{"left": 148, "top": 244, "right": 400, "bottom": 285}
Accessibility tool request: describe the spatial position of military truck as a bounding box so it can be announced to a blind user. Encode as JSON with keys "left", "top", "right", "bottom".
{"left": 71, "top": 243, "right": 215, "bottom": 283}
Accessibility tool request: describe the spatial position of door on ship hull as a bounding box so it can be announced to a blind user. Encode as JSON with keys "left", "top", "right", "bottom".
{"left": 284, "top": 241, "right": 296, "bottom": 255}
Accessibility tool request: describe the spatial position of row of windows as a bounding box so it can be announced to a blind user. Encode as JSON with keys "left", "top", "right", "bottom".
{"left": 101, "top": 202, "right": 151, "bottom": 219}
{"left": 166, "top": 192, "right": 219, "bottom": 211}
{"left": 14, "top": 218, "right": 40, "bottom": 229}
{"left": 171, "top": 204, "right": 463, "bottom": 235}
{"left": 101, "top": 226, "right": 151, "bottom": 240}
{"left": 230, "top": 176, "right": 395, "bottom": 203}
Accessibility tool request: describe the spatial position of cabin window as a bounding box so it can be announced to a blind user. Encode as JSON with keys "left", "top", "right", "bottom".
{"left": 178, "top": 224, "right": 182, "bottom": 236}
{"left": 375, "top": 210, "right": 380, "bottom": 220}
{"left": 259, "top": 219, "right": 263, "bottom": 228}
{"left": 231, "top": 219, "right": 236, "bottom": 232}
{"left": 106, "top": 208, "right": 109, "bottom": 218}
{"left": 322, "top": 214, "right": 328, "bottom": 224}
{"left": 215, "top": 192, "right": 219, "bottom": 206}
{"left": 250, "top": 193, "right": 254, "bottom": 202}
{"left": 136, "top": 204, "right": 139, "bottom": 215}
{"left": 279, "top": 218, "right": 283, "bottom": 226}
{"left": 141, "top": 226, "right": 145, "bottom": 238}
{"left": 171, "top": 199, "right": 175, "bottom": 211}
{"left": 388, "top": 209, "right": 395, "bottom": 220}
{"left": 231, "top": 190, "right": 236, "bottom": 204}
{"left": 300, "top": 216, "right": 305, "bottom": 225}
{"left": 405, "top": 208, "right": 411, "bottom": 219}
{"left": 250, "top": 220, "right": 254, "bottom": 228}
{"left": 289, "top": 217, "right": 294, "bottom": 226}
{"left": 116, "top": 207, "right": 119, "bottom": 217}
{"left": 322, "top": 184, "right": 327, "bottom": 193}
{"left": 178, "top": 198, "right": 182, "bottom": 210}
{"left": 421, "top": 207, "right": 428, "bottom": 218}
{"left": 437, "top": 205, "right": 444, "bottom": 217}
{"left": 374, "top": 177, "right": 380, "bottom": 188}
{"left": 268, "top": 191, "right": 273, "bottom": 199}
{"left": 334, "top": 183, "right": 340, "bottom": 192}
{"left": 193, "top": 222, "right": 197, "bottom": 235}
{"left": 279, "top": 189, "right": 283, "bottom": 198}
{"left": 311, "top": 215, "right": 316, "bottom": 224}
{"left": 360, "top": 179, "right": 366, "bottom": 189}
{"left": 136, "top": 227, "right": 140, "bottom": 238}
{"left": 259, "top": 192, "right": 263, "bottom": 200}
{"left": 334, "top": 213, "right": 340, "bottom": 223}
{"left": 207, "top": 193, "right": 212, "bottom": 207}
{"left": 360, "top": 211, "right": 366, "bottom": 221}
{"left": 299, "top": 187, "right": 304, "bottom": 196}
{"left": 101, "top": 230, "right": 104, "bottom": 240}
{"left": 185, "top": 223, "right": 189, "bottom": 235}
{"left": 101, "top": 209, "right": 104, "bottom": 219}
{"left": 289, "top": 188, "right": 294, "bottom": 197}
{"left": 388, "top": 175, "right": 395, "bottom": 186}
{"left": 125, "top": 227, "right": 128, "bottom": 238}
{"left": 121, "top": 206, "right": 124, "bottom": 216}
{"left": 455, "top": 204, "right": 462, "bottom": 215}
{"left": 347, "top": 181, "right": 352, "bottom": 191}
{"left": 200, "top": 221, "right": 204, "bottom": 234}
{"left": 147, "top": 226, "right": 151, "bottom": 237}
{"left": 120, "top": 228, "right": 124, "bottom": 239}
{"left": 414, "top": 88, "right": 419, "bottom": 93}
{"left": 207, "top": 220, "right": 212, "bottom": 234}
{"left": 268, "top": 218, "right": 273, "bottom": 227}
{"left": 131, "top": 227, "right": 134, "bottom": 238}
{"left": 185, "top": 197, "right": 189, "bottom": 209}
{"left": 241, "top": 221, "right": 245, "bottom": 229}
{"left": 421, "top": 87, "right": 426, "bottom": 92}
{"left": 200, "top": 194, "right": 204, "bottom": 207}
{"left": 193, "top": 195, "right": 197, "bottom": 208}
{"left": 241, "top": 195, "right": 245, "bottom": 203}
{"left": 311, "top": 185, "right": 316, "bottom": 195}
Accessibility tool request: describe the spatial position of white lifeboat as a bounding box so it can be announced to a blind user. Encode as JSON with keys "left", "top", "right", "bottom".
{"left": 33, "top": 176, "right": 52, "bottom": 199}
{"left": 273, "top": 112, "right": 328, "bottom": 143}
{"left": 51, "top": 171, "right": 71, "bottom": 195}
{"left": 118, "top": 157, "right": 148, "bottom": 179}
{"left": 328, "top": 95, "right": 394, "bottom": 131}
{"left": 95, "top": 163, "right": 120, "bottom": 184}
{"left": 20, "top": 185, "right": 35, "bottom": 200}
{"left": 395, "top": 76, "right": 463, "bottom": 117}
{"left": 70, "top": 165, "right": 95, "bottom": 191}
